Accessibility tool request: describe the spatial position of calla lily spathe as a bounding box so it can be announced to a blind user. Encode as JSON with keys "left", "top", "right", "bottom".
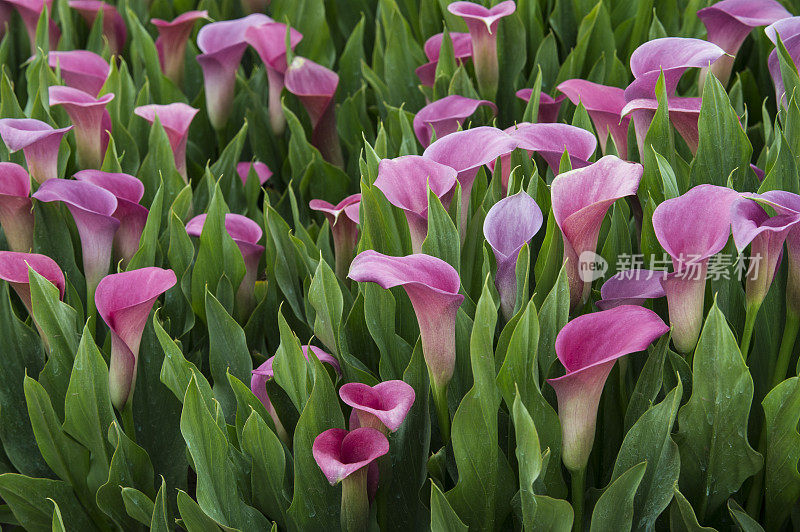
{"left": 152, "top": 10, "right": 208, "bottom": 86}
{"left": 557, "top": 79, "right": 630, "bottom": 157}
{"left": 0, "top": 118, "right": 72, "bottom": 184}
{"left": 134, "top": 103, "right": 198, "bottom": 179}
{"left": 49, "top": 85, "right": 113, "bottom": 169}
{"left": 339, "top": 380, "right": 415, "bottom": 434}
{"left": 48, "top": 50, "right": 110, "bottom": 97}
{"left": 0, "top": 163, "right": 34, "bottom": 253}
{"left": 309, "top": 194, "right": 361, "bottom": 278}
{"left": 412, "top": 95, "right": 497, "bottom": 147}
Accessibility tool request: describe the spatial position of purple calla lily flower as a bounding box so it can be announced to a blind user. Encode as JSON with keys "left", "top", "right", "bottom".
{"left": 49, "top": 85, "right": 113, "bottom": 169}
{"left": 751, "top": 164, "right": 766, "bottom": 182}
{"left": 652, "top": 184, "right": 740, "bottom": 353}
{"left": 96, "top": 267, "right": 176, "bottom": 410}
{"left": 6, "top": 0, "right": 59, "bottom": 52}
{"left": 551, "top": 156, "right": 643, "bottom": 310}
{"left": 515, "top": 90, "right": 566, "bottom": 123}
{"left": 32, "top": 178, "right": 119, "bottom": 305}
{"left": 186, "top": 213, "right": 264, "bottom": 318}
{"left": 626, "top": 37, "right": 727, "bottom": 100}
{"left": 339, "top": 380, "right": 415, "bottom": 434}
{"left": 483, "top": 191, "right": 542, "bottom": 319}
{"left": 251, "top": 344, "right": 340, "bottom": 443}
{"left": 284, "top": 56, "right": 343, "bottom": 167}
{"left": 0, "top": 163, "right": 34, "bottom": 253}
{"left": 245, "top": 21, "right": 303, "bottom": 135}
{"left": 423, "top": 126, "right": 518, "bottom": 233}
{"left": 557, "top": 79, "right": 630, "bottom": 157}
{"left": 620, "top": 96, "right": 702, "bottom": 156}
{"left": 48, "top": 50, "right": 110, "bottom": 97}
{"left": 0, "top": 251, "right": 64, "bottom": 312}
{"left": 349, "top": 250, "right": 464, "bottom": 442}
{"left": 133, "top": 103, "right": 198, "bottom": 179}
{"left": 413, "top": 95, "right": 497, "bottom": 147}
{"left": 415, "top": 31, "right": 472, "bottom": 86}
{"left": 447, "top": 0, "right": 516, "bottom": 98}
{"left": 767, "top": 31, "right": 800, "bottom": 107}
{"left": 68, "top": 1, "right": 127, "bottom": 55}
{"left": 152, "top": 10, "right": 208, "bottom": 86}
{"left": 596, "top": 270, "right": 667, "bottom": 310}
{"left": 698, "top": 0, "right": 791, "bottom": 86}
{"left": 73, "top": 170, "right": 147, "bottom": 266}
{"left": 0, "top": 118, "right": 72, "bottom": 184}
{"left": 755, "top": 192, "right": 800, "bottom": 313}
{"left": 374, "top": 156, "right": 457, "bottom": 253}
{"left": 310, "top": 194, "right": 361, "bottom": 278}
{"left": 548, "top": 305, "right": 668, "bottom": 471}
{"left": 236, "top": 161, "right": 272, "bottom": 185}
{"left": 313, "top": 427, "right": 390, "bottom": 532}
{"left": 196, "top": 13, "right": 271, "bottom": 130}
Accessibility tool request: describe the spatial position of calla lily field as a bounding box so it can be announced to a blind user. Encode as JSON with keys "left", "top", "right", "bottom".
{"left": 0, "top": 0, "right": 800, "bottom": 530}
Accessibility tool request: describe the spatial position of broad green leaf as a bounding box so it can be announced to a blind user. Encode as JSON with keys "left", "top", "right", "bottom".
{"left": 0, "top": 474, "right": 94, "bottom": 531}
{"left": 422, "top": 186, "right": 461, "bottom": 273}
{"left": 271, "top": 309, "right": 311, "bottom": 412}
{"left": 150, "top": 478, "right": 172, "bottom": 532}
{"left": 308, "top": 255, "right": 344, "bottom": 355}
{"left": 241, "top": 410, "right": 290, "bottom": 529}
{"left": 590, "top": 462, "right": 647, "bottom": 532}
{"left": 512, "top": 391, "right": 542, "bottom": 530}
{"left": 121, "top": 487, "right": 154, "bottom": 526}
{"left": 762, "top": 377, "right": 800, "bottom": 530}
{"left": 431, "top": 482, "right": 467, "bottom": 532}
{"left": 669, "top": 488, "right": 717, "bottom": 532}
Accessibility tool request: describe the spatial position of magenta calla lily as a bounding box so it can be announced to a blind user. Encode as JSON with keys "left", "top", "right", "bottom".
{"left": 548, "top": 305, "right": 668, "bottom": 471}
{"left": 245, "top": 21, "right": 303, "bottom": 135}
{"left": 6, "top": 0, "right": 59, "bottom": 52}
{"left": 96, "top": 267, "right": 176, "bottom": 410}
{"left": 32, "top": 179, "right": 119, "bottom": 303}
{"left": 626, "top": 37, "right": 727, "bottom": 100}
{"left": 134, "top": 103, "right": 198, "bottom": 179}
{"left": 515, "top": 90, "right": 566, "bottom": 123}
{"left": 186, "top": 213, "right": 264, "bottom": 318}
{"left": 284, "top": 56, "right": 343, "bottom": 167}
{"left": 49, "top": 85, "right": 113, "bottom": 169}
{"left": 339, "top": 380, "right": 415, "bottom": 433}
{"left": 755, "top": 191, "right": 800, "bottom": 317}
{"left": 412, "top": 95, "right": 497, "bottom": 147}
{"left": 152, "top": 10, "right": 208, "bottom": 86}
{"left": 767, "top": 32, "right": 800, "bottom": 107}
{"left": 236, "top": 161, "right": 272, "bottom": 185}
{"left": 73, "top": 170, "right": 147, "bottom": 265}
{"left": 504, "top": 122, "right": 597, "bottom": 179}
{"left": 483, "top": 191, "right": 542, "bottom": 319}
{"left": 551, "top": 155, "right": 643, "bottom": 310}
{"left": 196, "top": 13, "right": 271, "bottom": 130}
{"left": 48, "top": 50, "right": 110, "bottom": 97}
{"left": 0, "top": 118, "right": 72, "bottom": 184}
{"left": 620, "top": 97, "right": 703, "bottom": 156}
{"left": 374, "top": 156, "right": 457, "bottom": 253}
{"left": 447, "top": 0, "right": 516, "bottom": 98}
{"left": 423, "top": 126, "right": 518, "bottom": 232}
{"left": 69, "top": 0, "right": 126, "bottom": 55}
{"left": 416, "top": 31, "right": 473, "bottom": 86}
{"left": 0, "top": 251, "right": 64, "bottom": 311}
{"left": 309, "top": 194, "right": 361, "bottom": 278}
{"left": 557, "top": 79, "right": 630, "bottom": 157}
{"left": 698, "top": 0, "right": 791, "bottom": 85}
{"left": 596, "top": 270, "right": 667, "bottom": 310}
{"left": 652, "top": 184, "right": 740, "bottom": 353}
{"left": 0, "top": 163, "right": 34, "bottom": 253}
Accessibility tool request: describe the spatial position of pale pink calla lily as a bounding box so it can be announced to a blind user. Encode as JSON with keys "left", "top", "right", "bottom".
{"left": 0, "top": 163, "right": 34, "bottom": 253}
{"left": 754, "top": 191, "right": 800, "bottom": 316}
{"left": 133, "top": 103, "right": 198, "bottom": 179}
{"left": 74, "top": 170, "right": 147, "bottom": 265}
{"left": 186, "top": 213, "right": 264, "bottom": 318}
{"left": 557, "top": 79, "right": 630, "bottom": 157}
{"left": 483, "top": 191, "right": 542, "bottom": 319}
{"left": 236, "top": 161, "right": 272, "bottom": 185}
{"left": 620, "top": 96, "right": 703, "bottom": 156}
{"left": 0, "top": 118, "right": 71, "bottom": 184}
{"left": 151, "top": 10, "right": 208, "bottom": 86}
{"left": 32, "top": 178, "right": 119, "bottom": 302}
{"left": 6, "top": 0, "right": 59, "bottom": 52}
{"left": 245, "top": 21, "right": 303, "bottom": 135}
{"left": 547, "top": 305, "right": 668, "bottom": 471}
{"left": 515, "top": 90, "right": 566, "bottom": 123}
{"left": 96, "top": 267, "right": 176, "bottom": 410}
{"left": 339, "top": 380, "right": 415, "bottom": 434}
{"left": 698, "top": 0, "right": 791, "bottom": 85}
{"left": 49, "top": 85, "right": 113, "bottom": 169}
{"left": 412, "top": 95, "right": 497, "bottom": 147}
{"left": 309, "top": 194, "right": 361, "bottom": 278}
{"left": 48, "top": 50, "right": 110, "bottom": 97}
{"left": 196, "top": 13, "right": 271, "bottom": 129}
{"left": 285, "top": 56, "right": 343, "bottom": 167}
{"left": 374, "top": 156, "right": 457, "bottom": 253}
{"left": 767, "top": 32, "right": 800, "bottom": 108}
{"left": 415, "top": 32, "right": 472, "bottom": 86}
{"left": 447, "top": 0, "right": 516, "bottom": 98}
{"left": 551, "top": 155, "right": 643, "bottom": 310}
{"left": 626, "top": 37, "right": 726, "bottom": 100}
{"left": 69, "top": 0, "right": 126, "bottom": 55}
{"left": 596, "top": 270, "right": 667, "bottom": 310}
{"left": 0, "top": 251, "right": 64, "bottom": 312}
{"left": 652, "top": 184, "right": 740, "bottom": 353}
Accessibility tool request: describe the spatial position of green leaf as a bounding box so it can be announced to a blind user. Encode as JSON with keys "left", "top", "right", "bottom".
{"left": 422, "top": 185, "right": 461, "bottom": 273}
{"left": 126, "top": 183, "right": 165, "bottom": 270}
{"left": 512, "top": 390, "right": 543, "bottom": 530}
{"left": 241, "top": 410, "right": 290, "bottom": 529}
{"left": 590, "top": 462, "right": 647, "bottom": 532}
{"left": 675, "top": 301, "right": 762, "bottom": 520}
{"left": 762, "top": 376, "right": 800, "bottom": 530}
{"left": 50, "top": 498, "right": 66, "bottom": 532}
{"left": 271, "top": 309, "right": 311, "bottom": 413}
{"left": 537, "top": 264, "right": 570, "bottom": 378}
{"left": 0, "top": 474, "right": 94, "bottom": 531}
{"left": 155, "top": 311, "right": 214, "bottom": 407}
{"left": 176, "top": 489, "right": 237, "bottom": 532}
{"left": 121, "top": 487, "right": 154, "bottom": 526}
{"left": 150, "top": 478, "right": 173, "bottom": 532}
{"left": 431, "top": 482, "right": 467, "bottom": 532}
{"left": 727, "top": 499, "right": 763, "bottom": 532}
{"left": 271, "top": 0, "right": 335, "bottom": 66}
{"left": 670, "top": 488, "right": 717, "bottom": 531}
{"left": 308, "top": 255, "right": 344, "bottom": 355}
{"left": 497, "top": 297, "right": 540, "bottom": 408}
{"left": 624, "top": 335, "right": 669, "bottom": 430}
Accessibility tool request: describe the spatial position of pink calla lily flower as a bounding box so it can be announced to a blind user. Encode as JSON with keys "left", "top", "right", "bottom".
{"left": 415, "top": 32, "right": 473, "bottom": 86}
{"left": 596, "top": 270, "right": 667, "bottom": 310}
{"left": 0, "top": 118, "right": 72, "bottom": 184}
{"left": 412, "top": 95, "right": 497, "bottom": 147}
{"left": 49, "top": 85, "right": 113, "bottom": 169}
{"left": 151, "top": 10, "right": 208, "bottom": 86}
{"left": 96, "top": 267, "right": 177, "bottom": 410}
{"left": 339, "top": 380, "right": 415, "bottom": 434}
{"left": 753, "top": 191, "right": 800, "bottom": 316}
{"left": 134, "top": 103, "right": 198, "bottom": 179}
{"left": 48, "top": 50, "right": 110, "bottom": 97}
{"left": 557, "top": 79, "right": 630, "bottom": 157}
{"left": 69, "top": 0, "right": 127, "bottom": 55}
{"left": 6, "top": 0, "right": 59, "bottom": 52}
{"left": 236, "top": 161, "right": 272, "bottom": 185}
{"left": 620, "top": 96, "right": 703, "bottom": 156}
{"left": 309, "top": 194, "right": 361, "bottom": 278}
{"left": 0, "top": 251, "right": 64, "bottom": 311}
{"left": 515, "top": 90, "right": 566, "bottom": 123}
{"left": 0, "top": 163, "right": 34, "bottom": 253}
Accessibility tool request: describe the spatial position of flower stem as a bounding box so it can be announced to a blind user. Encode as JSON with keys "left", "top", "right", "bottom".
{"left": 771, "top": 308, "right": 799, "bottom": 388}
{"left": 570, "top": 466, "right": 585, "bottom": 532}
{"left": 741, "top": 301, "right": 760, "bottom": 362}
{"left": 341, "top": 467, "right": 369, "bottom": 532}
{"left": 431, "top": 381, "right": 450, "bottom": 445}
